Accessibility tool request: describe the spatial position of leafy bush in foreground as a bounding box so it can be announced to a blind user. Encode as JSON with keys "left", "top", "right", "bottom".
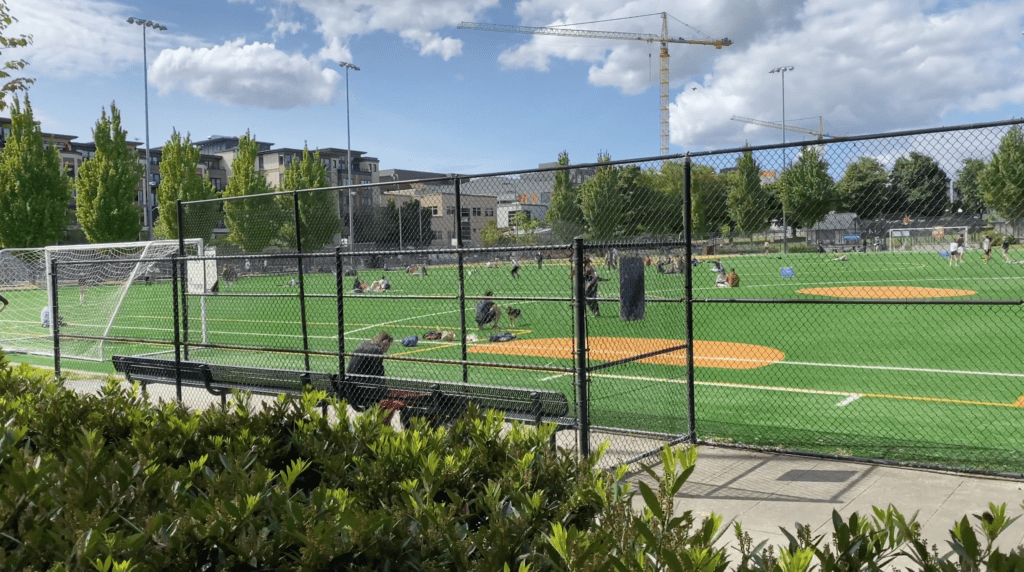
{"left": 1, "top": 352, "right": 1022, "bottom": 571}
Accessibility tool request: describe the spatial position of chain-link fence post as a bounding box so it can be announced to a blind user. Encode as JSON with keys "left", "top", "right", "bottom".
{"left": 573, "top": 237, "right": 590, "bottom": 458}
{"left": 293, "top": 191, "right": 311, "bottom": 372}
{"left": 171, "top": 254, "right": 183, "bottom": 402}
{"left": 336, "top": 246, "right": 345, "bottom": 384}
{"left": 683, "top": 156, "right": 697, "bottom": 443}
{"left": 176, "top": 199, "right": 190, "bottom": 361}
{"left": 49, "top": 259, "right": 60, "bottom": 378}
{"left": 455, "top": 176, "right": 469, "bottom": 384}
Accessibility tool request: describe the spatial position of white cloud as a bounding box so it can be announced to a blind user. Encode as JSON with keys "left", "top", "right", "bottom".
{"left": 5, "top": 0, "right": 198, "bottom": 78}
{"left": 149, "top": 39, "right": 342, "bottom": 109}
{"left": 669, "top": 0, "right": 1024, "bottom": 148}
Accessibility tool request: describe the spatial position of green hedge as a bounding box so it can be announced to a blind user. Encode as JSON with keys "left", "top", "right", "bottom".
{"left": 1, "top": 352, "right": 1022, "bottom": 571}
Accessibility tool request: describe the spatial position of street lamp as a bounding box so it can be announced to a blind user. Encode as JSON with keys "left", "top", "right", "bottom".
{"left": 769, "top": 65, "right": 794, "bottom": 253}
{"left": 339, "top": 61, "right": 359, "bottom": 252}
{"left": 127, "top": 17, "right": 166, "bottom": 241}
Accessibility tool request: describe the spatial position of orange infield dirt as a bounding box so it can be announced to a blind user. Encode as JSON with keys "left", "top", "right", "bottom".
{"left": 797, "top": 286, "right": 975, "bottom": 299}
{"left": 468, "top": 337, "right": 784, "bottom": 370}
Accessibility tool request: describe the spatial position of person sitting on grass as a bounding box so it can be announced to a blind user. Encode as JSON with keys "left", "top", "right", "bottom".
{"left": 353, "top": 274, "right": 365, "bottom": 293}
{"left": 475, "top": 291, "right": 502, "bottom": 329}
{"left": 715, "top": 269, "right": 729, "bottom": 288}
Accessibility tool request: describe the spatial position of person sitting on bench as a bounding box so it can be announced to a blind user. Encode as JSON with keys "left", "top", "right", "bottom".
{"left": 345, "top": 331, "right": 403, "bottom": 421}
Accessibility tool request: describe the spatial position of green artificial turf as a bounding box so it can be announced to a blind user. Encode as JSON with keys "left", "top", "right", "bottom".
{"left": 4, "top": 248, "right": 1023, "bottom": 472}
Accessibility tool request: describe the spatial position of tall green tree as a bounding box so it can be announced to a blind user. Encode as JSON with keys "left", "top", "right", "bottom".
{"left": 222, "top": 132, "right": 283, "bottom": 253}
{"left": 579, "top": 159, "right": 625, "bottom": 241}
{"left": 691, "top": 163, "right": 732, "bottom": 239}
{"left": 280, "top": 146, "right": 339, "bottom": 252}
{"left": 76, "top": 103, "right": 144, "bottom": 243}
{"left": 155, "top": 130, "right": 218, "bottom": 241}
{"left": 953, "top": 158, "right": 987, "bottom": 215}
{"left": 480, "top": 219, "right": 510, "bottom": 246}
{"left": 510, "top": 210, "right": 539, "bottom": 245}
{"left": 545, "top": 151, "right": 585, "bottom": 241}
{"left": 0, "top": 0, "right": 33, "bottom": 112}
{"left": 727, "top": 150, "right": 772, "bottom": 235}
{"left": 980, "top": 126, "right": 1024, "bottom": 223}
{"left": 777, "top": 148, "right": 835, "bottom": 233}
{"left": 0, "top": 97, "right": 70, "bottom": 247}
{"left": 836, "top": 157, "right": 891, "bottom": 219}
{"left": 890, "top": 152, "right": 950, "bottom": 217}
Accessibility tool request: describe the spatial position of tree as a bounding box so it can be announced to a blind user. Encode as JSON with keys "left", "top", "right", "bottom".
{"left": 280, "top": 146, "right": 339, "bottom": 252}
{"left": 890, "top": 152, "right": 950, "bottom": 217}
{"left": 777, "top": 148, "right": 835, "bottom": 233}
{"left": 691, "top": 163, "right": 732, "bottom": 239}
{"left": 510, "top": 210, "right": 539, "bottom": 245}
{"left": 953, "top": 158, "right": 987, "bottom": 215}
{"left": 222, "top": 132, "right": 283, "bottom": 253}
{"left": 579, "top": 159, "right": 625, "bottom": 241}
{"left": 545, "top": 152, "right": 585, "bottom": 241}
{"left": 727, "top": 150, "right": 772, "bottom": 235}
{"left": 155, "top": 130, "right": 218, "bottom": 241}
{"left": 480, "top": 220, "right": 510, "bottom": 246}
{"left": 0, "top": 97, "right": 70, "bottom": 247}
{"left": 836, "top": 157, "right": 891, "bottom": 219}
{"left": 980, "top": 126, "right": 1024, "bottom": 223}
{"left": 0, "top": 1, "right": 33, "bottom": 112}
{"left": 76, "top": 103, "right": 145, "bottom": 243}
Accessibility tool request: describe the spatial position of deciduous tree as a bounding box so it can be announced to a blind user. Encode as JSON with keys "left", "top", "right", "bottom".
{"left": 155, "top": 130, "right": 218, "bottom": 241}
{"left": 280, "top": 146, "right": 339, "bottom": 252}
{"left": 0, "top": 97, "right": 70, "bottom": 247}
{"left": 76, "top": 103, "right": 145, "bottom": 242}
{"left": 777, "top": 147, "right": 835, "bottom": 233}
{"left": 0, "top": 1, "right": 33, "bottom": 112}
{"left": 545, "top": 151, "right": 585, "bottom": 241}
{"left": 222, "top": 132, "right": 283, "bottom": 252}
{"left": 727, "top": 150, "right": 772, "bottom": 235}
{"left": 953, "top": 158, "right": 987, "bottom": 215}
{"left": 980, "top": 126, "right": 1024, "bottom": 223}
{"left": 836, "top": 157, "right": 890, "bottom": 219}
{"left": 890, "top": 152, "right": 950, "bottom": 217}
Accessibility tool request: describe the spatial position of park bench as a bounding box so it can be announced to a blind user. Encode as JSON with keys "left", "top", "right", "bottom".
{"left": 112, "top": 355, "right": 575, "bottom": 438}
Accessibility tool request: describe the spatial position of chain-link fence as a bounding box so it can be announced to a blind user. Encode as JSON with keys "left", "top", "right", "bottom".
{"left": 42, "top": 118, "right": 1024, "bottom": 475}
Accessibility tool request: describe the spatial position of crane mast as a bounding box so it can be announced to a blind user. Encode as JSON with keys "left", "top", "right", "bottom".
{"left": 459, "top": 13, "right": 731, "bottom": 156}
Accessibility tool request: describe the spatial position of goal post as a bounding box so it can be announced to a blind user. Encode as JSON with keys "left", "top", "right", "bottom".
{"left": 887, "top": 226, "right": 968, "bottom": 253}
{"left": 0, "top": 239, "right": 205, "bottom": 362}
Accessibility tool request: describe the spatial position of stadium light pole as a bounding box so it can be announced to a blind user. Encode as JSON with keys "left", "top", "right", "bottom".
{"left": 339, "top": 61, "right": 359, "bottom": 253}
{"left": 127, "top": 17, "right": 166, "bottom": 241}
{"left": 349, "top": 191, "right": 356, "bottom": 254}
{"left": 770, "top": 65, "right": 794, "bottom": 253}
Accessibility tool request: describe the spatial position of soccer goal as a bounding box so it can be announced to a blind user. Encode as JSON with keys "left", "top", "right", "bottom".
{"left": 0, "top": 239, "right": 206, "bottom": 362}
{"left": 887, "top": 226, "right": 968, "bottom": 253}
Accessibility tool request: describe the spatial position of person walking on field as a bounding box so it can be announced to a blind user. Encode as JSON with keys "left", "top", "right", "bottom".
{"left": 1002, "top": 235, "right": 1013, "bottom": 262}
{"left": 583, "top": 258, "right": 600, "bottom": 317}
{"left": 982, "top": 235, "right": 993, "bottom": 263}
{"left": 536, "top": 251, "right": 543, "bottom": 270}
{"left": 956, "top": 233, "right": 966, "bottom": 264}
{"left": 510, "top": 257, "right": 521, "bottom": 279}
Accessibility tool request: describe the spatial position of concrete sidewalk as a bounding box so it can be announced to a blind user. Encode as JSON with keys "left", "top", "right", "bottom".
{"left": 632, "top": 445, "right": 1024, "bottom": 556}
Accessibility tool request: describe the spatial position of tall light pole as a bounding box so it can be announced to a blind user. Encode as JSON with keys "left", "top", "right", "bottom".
{"left": 339, "top": 61, "right": 359, "bottom": 252}
{"left": 769, "top": 65, "right": 794, "bottom": 253}
{"left": 127, "top": 17, "right": 166, "bottom": 241}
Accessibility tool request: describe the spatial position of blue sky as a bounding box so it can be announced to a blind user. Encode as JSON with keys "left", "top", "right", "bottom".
{"left": 5, "top": 0, "right": 1024, "bottom": 175}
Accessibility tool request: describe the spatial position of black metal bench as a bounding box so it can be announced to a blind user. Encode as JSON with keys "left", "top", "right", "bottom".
{"left": 112, "top": 356, "right": 575, "bottom": 437}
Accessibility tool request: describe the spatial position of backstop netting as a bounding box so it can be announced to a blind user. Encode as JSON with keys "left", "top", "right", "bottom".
{"left": 0, "top": 240, "right": 203, "bottom": 361}
{"left": 887, "top": 226, "right": 969, "bottom": 252}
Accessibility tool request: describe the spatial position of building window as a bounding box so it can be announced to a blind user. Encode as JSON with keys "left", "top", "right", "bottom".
{"left": 472, "top": 207, "right": 481, "bottom": 216}
{"left": 432, "top": 230, "right": 443, "bottom": 240}
{"left": 211, "top": 177, "right": 222, "bottom": 190}
{"left": 485, "top": 208, "right": 494, "bottom": 216}
{"left": 430, "top": 206, "right": 439, "bottom": 216}
{"left": 446, "top": 206, "right": 456, "bottom": 215}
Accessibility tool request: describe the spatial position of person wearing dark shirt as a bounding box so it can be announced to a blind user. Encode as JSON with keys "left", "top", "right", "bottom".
{"left": 583, "top": 258, "right": 600, "bottom": 317}
{"left": 536, "top": 251, "right": 543, "bottom": 269}
{"left": 352, "top": 274, "right": 364, "bottom": 293}
{"left": 344, "top": 331, "right": 394, "bottom": 410}
{"left": 0, "top": 293, "right": 7, "bottom": 314}
{"left": 475, "top": 291, "right": 501, "bottom": 329}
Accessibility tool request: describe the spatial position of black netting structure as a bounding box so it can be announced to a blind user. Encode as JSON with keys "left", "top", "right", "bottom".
{"left": 48, "top": 118, "right": 1024, "bottom": 475}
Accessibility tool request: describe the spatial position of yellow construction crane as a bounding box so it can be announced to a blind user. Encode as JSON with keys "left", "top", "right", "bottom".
{"left": 459, "top": 13, "right": 731, "bottom": 156}
{"left": 730, "top": 115, "right": 834, "bottom": 141}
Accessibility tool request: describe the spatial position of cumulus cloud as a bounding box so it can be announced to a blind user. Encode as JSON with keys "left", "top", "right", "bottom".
{"left": 150, "top": 39, "right": 342, "bottom": 109}
{"left": 669, "top": 0, "right": 1024, "bottom": 148}
{"left": 5, "top": 0, "right": 197, "bottom": 78}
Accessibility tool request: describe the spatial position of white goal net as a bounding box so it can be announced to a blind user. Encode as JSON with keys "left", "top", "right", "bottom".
{"left": 887, "top": 226, "right": 969, "bottom": 253}
{"left": 0, "top": 239, "right": 204, "bottom": 362}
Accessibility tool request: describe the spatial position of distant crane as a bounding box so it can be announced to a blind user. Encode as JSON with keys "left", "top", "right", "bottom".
{"left": 459, "top": 13, "right": 732, "bottom": 156}
{"left": 730, "top": 115, "right": 834, "bottom": 141}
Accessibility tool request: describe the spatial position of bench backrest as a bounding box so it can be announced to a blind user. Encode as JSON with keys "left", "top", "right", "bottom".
{"left": 204, "top": 363, "right": 336, "bottom": 395}
{"left": 112, "top": 355, "right": 213, "bottom": 387}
